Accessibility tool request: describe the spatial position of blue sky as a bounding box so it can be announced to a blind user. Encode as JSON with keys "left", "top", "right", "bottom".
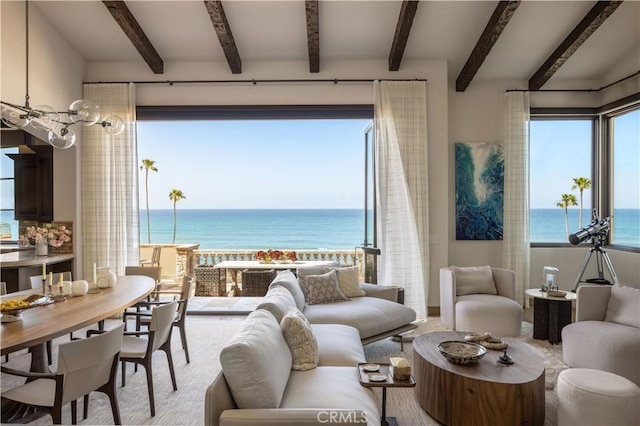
{"left": 137, "top": 111, "right": 639, "bottom": 211}
{"left": 137, "top": 119, "right": 371, "bottom": 209}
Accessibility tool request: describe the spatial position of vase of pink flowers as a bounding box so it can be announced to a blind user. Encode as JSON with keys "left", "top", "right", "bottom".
{"left": 25, "top": 223, "right": 72, "bottom": 256}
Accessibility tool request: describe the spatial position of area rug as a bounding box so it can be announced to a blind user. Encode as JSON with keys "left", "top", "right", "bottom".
{"left": 1, "top": 315, "right": 565, "bottom": 425}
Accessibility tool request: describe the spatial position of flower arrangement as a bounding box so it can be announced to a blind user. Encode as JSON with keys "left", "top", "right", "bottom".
{"left": 25, "top": 223, "right": 72, "bottom": 248}
{"left": 255, "top": 249, "right": 297, "bottom": 263}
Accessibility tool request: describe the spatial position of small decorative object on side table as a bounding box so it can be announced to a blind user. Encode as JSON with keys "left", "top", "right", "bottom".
{"left": 357, "top": 362, "right": 415, "bottom": 426}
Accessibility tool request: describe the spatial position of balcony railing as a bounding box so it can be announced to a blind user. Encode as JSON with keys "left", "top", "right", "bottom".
{"left": 141, "top": 245, "right": 367, "bottom": 287}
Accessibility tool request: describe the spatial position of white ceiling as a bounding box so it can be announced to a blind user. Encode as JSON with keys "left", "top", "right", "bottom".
{"left": 31, "top": 0, "right": 640, "bottom": 88}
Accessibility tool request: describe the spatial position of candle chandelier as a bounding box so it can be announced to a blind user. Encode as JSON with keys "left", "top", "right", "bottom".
{"left": 0, "top": 1, "right": 124, "bottom": 149}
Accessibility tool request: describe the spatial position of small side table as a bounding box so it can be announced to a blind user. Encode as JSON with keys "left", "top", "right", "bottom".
{"left": 525, "top": 288, "right": 576, "bottom": 344}
{"left": 357, "top": 363, "right": 415, "bottom": 426}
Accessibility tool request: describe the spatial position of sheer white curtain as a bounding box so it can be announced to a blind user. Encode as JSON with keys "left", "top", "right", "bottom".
{"left": 374, "top": 80, "right": 429, "bottom": 318}
{"left": 82, "top": 83, "right": 139, "bottom": 278}
{"left": 502, "top": 92, "right": 530, "bottom": 306}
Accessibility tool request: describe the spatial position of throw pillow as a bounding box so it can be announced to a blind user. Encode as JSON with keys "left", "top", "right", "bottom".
{"left": 255, "top": 286, "right": 297, "bottom": 323}
{"left": 329, "top": 265, "right": 366, "bottom": 298}
{"left": 605, "top": 284, "right": 640, "bottom": 328}
{"left": 305, "top": 270, "right": 349, "bottom": 305}
{"left": 269, "top": 270, "right": 306, "bottom": 311}
{"left": 451, "top": 265, "right": 497, "bottom": 296}
{"left": 219, "top": 310, "right": 292, "bottom": 409}
{"left": 280, "top": 308, "right": 319, "bottom": 371}
{"left": 297, "top": 262, "right": 339, "bottom": 301}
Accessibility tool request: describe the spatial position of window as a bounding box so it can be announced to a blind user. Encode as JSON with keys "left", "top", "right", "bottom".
{"left": 135, "top": 106, "right": 373, "bottom": 250}
{"left": 609, "top": 107, "right": 640, "bottom": 248}
{"left": 529, "top": 118, "right": 594, "bottom": 243}
{"left": 0, "top": 146, "right": 18, "bottom": 239}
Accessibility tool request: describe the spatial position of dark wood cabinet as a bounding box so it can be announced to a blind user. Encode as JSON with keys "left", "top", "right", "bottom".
{"left": 7, "top": 145, "right": 53, "bottom": 222}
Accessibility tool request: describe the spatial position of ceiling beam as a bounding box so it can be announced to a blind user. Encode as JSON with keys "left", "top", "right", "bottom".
{"left": 204, "top": 0, "right": 242, "bottom": 74}
{"left": 388, "top": 1, "right": 419, "bottom": 71}
{"left": 102, "top": 1, "right": 164, "bottom": 74}
{"left": 305, "top": 0, "right": 320, "bottom": 73}
{"left": 455, "top": 1, "right": 520, "bottom": 92}
{"left": 529, "top": 1, "right": 623, "bottom": 90}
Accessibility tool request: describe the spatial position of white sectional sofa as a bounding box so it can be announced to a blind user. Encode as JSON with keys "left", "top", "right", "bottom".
{"left": 205, "top": 269, "right": 418, "bottom": 425}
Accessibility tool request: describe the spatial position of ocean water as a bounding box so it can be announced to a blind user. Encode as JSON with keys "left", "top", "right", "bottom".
{"left": 2, "top": 208, "right": 637, "bottom": 249}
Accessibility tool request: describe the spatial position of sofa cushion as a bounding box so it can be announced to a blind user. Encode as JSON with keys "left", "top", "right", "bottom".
{"left": 455, "top": 294, "right": 523, "bottom": 337}
{"left": 269, "top": 270, "right": 305, "bottom": 311}
{"left": 312, "top": 324, "right": 366, "bottom": 366}
{"left": 281, "top": 309, "right": 319, "bottom": 371}
{"left": 220, "top": 310, "right": 292, "bottom": 409}
{"left": 332, "top": 265, "right": 366, "bottom": 298}
{"left": 303, "top": 296, "right": 416, "bottom": 340}
{"left": 297, "top": 262, "right": 340, "bottom": 300}
{"left": 605, "top": 284, "right": 640, "bottom": 329}
{"left": 452, "top": 265, "right": 497, "bottom": 296}
{"left": 281, "top": 366, "right": 378, "bottom": 422}
{"left": 305, "top": 270, "right": 349, "bottom": 305}
{"left": 256, "top": 286, "right": 297, "bottom": 323}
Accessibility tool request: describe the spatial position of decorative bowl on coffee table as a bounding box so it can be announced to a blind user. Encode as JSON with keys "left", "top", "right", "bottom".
{"left": 437, "top": 341, "right": 486, "bottom": 365}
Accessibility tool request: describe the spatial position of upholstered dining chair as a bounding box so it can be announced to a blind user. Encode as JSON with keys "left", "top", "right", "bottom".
{"left": 116, "top": 300, "right": 179, "bottom": 417}
{"left": 1, "top": 324, "right": 124, "bottom": 425}
{"left": 440, "top": 266, "right": 523, "bottom": 337}
{"left": 135, "top": 276, "right": 195, "bottom": 364}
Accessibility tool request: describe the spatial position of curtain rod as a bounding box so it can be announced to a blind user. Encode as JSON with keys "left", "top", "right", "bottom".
{"left": 83, "top": 78, "right": 427, "bottom": 85}
{"left": 506, "top": 71, "right": 640, "bottom": 93}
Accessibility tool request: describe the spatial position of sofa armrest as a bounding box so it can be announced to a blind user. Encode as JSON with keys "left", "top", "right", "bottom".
{"left": 491, "top": 268, "right": 516, "bottom": 300}
{"left": 575, "top": 284, "right": 612, "bottom": 322}
{"left": 205, "top": 371, "right": 237, "bottom": 426}
{"left": 439, "top": 268, "right": 456, "bottom": 330}
{"left": 219, "top": 409, "right": 368, "bottom": 425}
{"left": 360, "top": 283, "right": 398, "bottom": 302}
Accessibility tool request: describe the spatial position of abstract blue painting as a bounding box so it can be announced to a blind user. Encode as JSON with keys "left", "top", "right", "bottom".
{"left": 455, "top": 142, "right": 504, "bottom": 240}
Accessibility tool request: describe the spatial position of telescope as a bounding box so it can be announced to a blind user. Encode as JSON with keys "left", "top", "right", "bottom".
{"left": 569, "top": 213, "right": 611, "bottom": 245}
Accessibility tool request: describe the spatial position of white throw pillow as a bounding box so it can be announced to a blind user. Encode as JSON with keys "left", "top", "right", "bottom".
{"left": 451, "top": 265, "right": 497, "bottom": 296}
{"left": 305, "top": 270, "right": 349, "bottom": 305}
{"left": 219, "top": 310, "right": 292, "bottom": 409}
{"left": 281, "top": 308, "right": 319, "bottom": 371}
{"left": 269, "top": 270, "right": 306, "bottom": 311}
{"left": 329, "top": 265, "right": 366, "bottom": 298}
{"left": 256, "top": 286, "right": 297, "bottom": 323}
{"left": 605, "top": 284, "right": 640, "bottom": 328}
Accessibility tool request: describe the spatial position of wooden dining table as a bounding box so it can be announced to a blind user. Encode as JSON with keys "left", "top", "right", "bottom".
{"left": 1, "top": 275, "right": 155, "bottom": 423}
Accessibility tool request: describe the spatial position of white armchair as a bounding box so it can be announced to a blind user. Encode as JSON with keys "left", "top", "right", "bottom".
{"left": 562, "top": 283, "right": 640, "bottom": 386}
{"left": 440, "top": 266, "right": 523, "bottom": 337}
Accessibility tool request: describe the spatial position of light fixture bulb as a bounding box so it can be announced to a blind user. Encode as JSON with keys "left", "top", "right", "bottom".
{"left": 68, "top": 99, "right": 101, "bottom": 126}
{"left": 102, "top": 115, "right": 125, "bottom": 135}
{"left": 47, "top": 127, "right": 75, "bottom": 149}
{"left": 1, "top": 105, "right": 30, "bottom": 128}
{"left": 29, "top": 105, "right": 60, "bottom": 131}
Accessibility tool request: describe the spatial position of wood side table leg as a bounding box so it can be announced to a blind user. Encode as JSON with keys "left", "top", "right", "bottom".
{"left": 548, "top": 300, "right": 572, "bottom": 344}
{"left": 533, "top": 297, "right": 549, "bottom": 340}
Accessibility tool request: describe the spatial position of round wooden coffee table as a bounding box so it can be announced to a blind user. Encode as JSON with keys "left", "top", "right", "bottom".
{"left": 413, "top": 331, "right": 545, "bottom": 426}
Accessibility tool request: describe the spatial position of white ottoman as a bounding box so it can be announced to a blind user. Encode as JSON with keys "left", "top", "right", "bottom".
{"left": 557, "top": 368, "right": 640, "bottom": 426}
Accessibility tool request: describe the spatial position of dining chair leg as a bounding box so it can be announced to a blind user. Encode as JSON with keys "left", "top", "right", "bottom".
{"left": 83, "top": 394, "right": 89, "bottom": 420}
{"left": 160, "top": 338, "right": 178, "bottom": 390}
{"left": 52, "top": 405, "right": 62, "bottom": 424}
{"left": 144, "top": 360, "right": 156, "bottom": 417}
{"left": 179, "top": 325, "right": 190, "bottom": 364}
{"left": 71, "top": 400, "right": 78, "bottom": 425}
{"left": 121, "top": 361, "right": 126, "bottom": 387}
{"left": 106, "top": 385, "right": 122, "bottom": 425}
{"left": 46, "top": 340, "right": 52, "bottom": 365}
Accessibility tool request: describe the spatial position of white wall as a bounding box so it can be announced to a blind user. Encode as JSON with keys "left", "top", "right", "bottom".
{"left": 1, "top": 1, "right": 86, "bottom": 277}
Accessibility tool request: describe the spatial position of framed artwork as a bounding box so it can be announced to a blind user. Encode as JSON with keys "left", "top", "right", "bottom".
{"left": 455, "top": 142, "right": 504, "bottom": 240}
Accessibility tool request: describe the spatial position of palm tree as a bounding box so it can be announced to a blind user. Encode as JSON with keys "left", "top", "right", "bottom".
{"left": 169, "top": 189, "right": 186, "bottom": 244}
{"left": 557, "top": 193, "right": 578, "bottom": 239}
{"left": 572, "top": 177, "right": 592, "bottom": 228}
{"left": 140, "top": 159, "right": 158, "bottom": 244}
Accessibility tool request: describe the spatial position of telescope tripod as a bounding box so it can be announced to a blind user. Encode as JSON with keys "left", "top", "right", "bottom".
{"left": 572, "top": 241, "right": 619, "bottom": 292}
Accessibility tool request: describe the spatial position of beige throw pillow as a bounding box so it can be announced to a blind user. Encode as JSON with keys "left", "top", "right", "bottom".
{"left": 280, "top": 308, "right": 319, "bottom": 371}
{"left": 451, "top": 265, "right": 497, "bottom": 296}
{"left": 329, "top": 265, "right": 366, "bottom": 298}
{"left": 605, "top": 284, "right": 640, "bottom": 328}
{"left": 305, "top": 270, "right": 349, "bottom": 305}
